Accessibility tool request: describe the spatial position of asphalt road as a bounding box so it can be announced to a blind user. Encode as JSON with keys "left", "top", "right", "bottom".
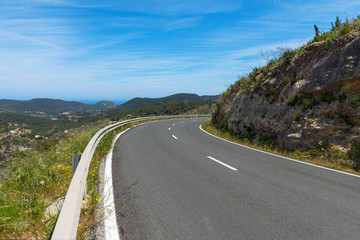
{"left": 112, "top": 118, "right": 360, "bottom": 240}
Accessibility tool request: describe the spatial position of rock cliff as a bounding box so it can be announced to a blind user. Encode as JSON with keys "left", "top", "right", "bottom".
{"left": 213, "top": 32, "right": 360, "bottom": 150}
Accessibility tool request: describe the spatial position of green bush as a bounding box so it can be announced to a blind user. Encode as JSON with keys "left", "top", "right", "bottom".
{"left": 279, "top": 48, "right": 297, "bottom": 63}
{"left": 235, "top": 77, "right": 250, "bottom": 94}
{"left": 340, "top": 25, "right": 351, "bottom": 35}
{"left": 348, "top": 139, "right": 360, "bottom": 170}
{"left": 222, "top": 90, "right": 231, "bottom": 101}
{"left": 340, "top": 114, "right": 352, "bottom": 125}
{"left": 350, "top": 94, "right": 360, "bottom": 108}
{"left": 321, "top": 93, "right": 335, "bottom": 103}
{"left": 302, "top": 99, "right": 312, "bottom": 111}
{"left": 325, "top": 111, "right": 334, "bottom": 119}
{"left": 269, "top": 95, "right": 275, "bottom": 104}
{"left": 281, "top": 76, "right": 290, "bottom": 86}
{"left": 288, "top": 95, "right": 303, "bottom": 107}
{"left": 313, "top": 16, "right": 359, "bottom": 43}
{"left": 338, "top": 92, "right": 347, "bottom": 100}
{"left": 307, "top": 118, "right": 314, "bottom": 126}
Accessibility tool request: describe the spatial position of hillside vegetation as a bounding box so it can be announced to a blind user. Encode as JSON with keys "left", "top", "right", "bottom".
{"left": 0, "top": 121, "right": 105, "bottom": 239}
{"left": 109, "top": 93, "right": 219, "bottom": 111}
{"left": 213, "top": 16, "right": 360, "bottom": 169}
{"left": 0, "top": 97, "right": 214, "bottom": 238}
{"left": 0, "top": 111, "right": 103, "bottom": 163}
{"left": 0, "top": 94, "right": 218, "bottom": 163}
{"left": 0, "top": 92, "right": 217, "bottom": 238}
{"left": 0, "top": 98, "right": 116, "bottom": 115}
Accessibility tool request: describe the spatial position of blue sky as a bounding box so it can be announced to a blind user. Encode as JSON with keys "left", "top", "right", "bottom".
{"left": 0, "top": 0, "right": 359, "bottom": 103}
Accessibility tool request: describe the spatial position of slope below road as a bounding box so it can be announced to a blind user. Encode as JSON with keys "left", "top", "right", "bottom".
{"left": 112, "top": 119, "right": 360, "bottom": 239}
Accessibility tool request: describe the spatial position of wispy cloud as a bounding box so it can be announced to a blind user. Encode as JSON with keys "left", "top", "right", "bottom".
{"left": 165, "top": 17, "right": 203, "bottom": 31}
{"left": 74, "top": 0, "right": 244, "bottom": 15}
{"left": 0, "top": 0, "right": 359, "bottom": 101}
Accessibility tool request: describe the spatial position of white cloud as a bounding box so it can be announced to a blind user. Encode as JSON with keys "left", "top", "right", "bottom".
{"left": 73, "top": 0, "right": 244, "bottom": 15}
{"left": 165, "top": 17, "right": 203, "bottom": 31}
{"left": 0, "top": 0, "right": 359, "bottom": 101}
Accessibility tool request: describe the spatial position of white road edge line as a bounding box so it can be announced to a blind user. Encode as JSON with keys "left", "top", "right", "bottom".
{"left": 199, "top": 125, "right": 360, "bottom": 179}
{"left": 172, "top": 135, "right": 178, "bottom": 139}
{"left": 207, "top": 156, "right": 238, "bottom": 171}
{"left": 104, "top": 128, "right": 131, "bottom": 240}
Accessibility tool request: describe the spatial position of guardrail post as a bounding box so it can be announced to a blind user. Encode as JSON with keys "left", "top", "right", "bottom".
{"left": 72, "top": 154, "right": 82, "bottom": 176}
{"left": 72, "top": 154, "right": 86, "bottom": 198}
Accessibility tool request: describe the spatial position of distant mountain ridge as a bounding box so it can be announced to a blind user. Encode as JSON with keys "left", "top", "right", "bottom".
{"left": 111, "top": 93, "right": 220, "bottom": 111}
{"left": 0, "top": 93, "right": 220, "bottom": 116}
{"left": 0, "top": 98, "right": 117, "bottom": 115}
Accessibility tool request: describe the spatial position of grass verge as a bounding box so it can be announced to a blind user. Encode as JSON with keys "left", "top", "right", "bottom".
{"left": 0, "top": 121, "right": 107, "bottom": 239}
{"left": 75, "top": 119, "right": 158, "bottom": 239}
{"left": 202, "top": 120, "right": 359, "bottom": 176}
{"left": 0, "top": 117, "right": 208, "bottom": 239}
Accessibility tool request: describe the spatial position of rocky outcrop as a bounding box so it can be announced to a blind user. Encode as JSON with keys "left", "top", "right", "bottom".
{"left": 214, "top": 32, "right": 360, "bottom": 150}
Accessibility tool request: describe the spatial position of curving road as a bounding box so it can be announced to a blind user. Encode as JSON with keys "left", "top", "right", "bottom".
{"left": 111, "top": 118, "right": 360, "bottom": 240}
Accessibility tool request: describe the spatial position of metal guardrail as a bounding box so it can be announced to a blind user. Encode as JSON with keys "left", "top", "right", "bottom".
{"left": 51, "top": 115, "right": 210, "bottom": 239}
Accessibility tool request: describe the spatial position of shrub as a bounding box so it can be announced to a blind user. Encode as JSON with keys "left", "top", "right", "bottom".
{"left": 269, "top": 95, "right": 275, "bottom": 104}
{"left": 281, "top": 76, "right": 290, "bottom": 86}
{"left": 338, "top": 92, "right": 347, "bottom": 100}
{"left": 350, "top": 94, "right": 360, "bottom": 108}
{"left": 313, "top": 16, "right": 359, "bottom": 43}
{"left": 288, "top": 95, "right": 302, "bottom": 107}
{"left": 246, "top": 126, "right": 252, "bottom": 132}
{"left": 302, "top": 99, "right": 311, "bottom": 111}
{"left": 235, "top": 77, "right": 250, "bottom": 94}
{"left": 258, "top": 74, "right": 264, "bottom": 83}
{"left": 279, "top": 48, "right": 297, "bottom": 63}
{"left": 290, "top": 76, "right": 296, "bottom": 84}
{"left": 340, "top": 25, "right": 351, "bottom": 35}
{"left": 325, "top": 111, "right": 334, "bottom": 119}
{"left": 340, "top": 114, "right": 352, "bottom": 125}
{"left": 222, "top": 90, "right": 231, "bottom": 101}
{"left": 348, "top": 139, "right": 360, "bottom": 170}
{"left": 321, "top": 93, "right": 335, "bottom": 103}
{"left": 307, "top": 118, "right": 314, "bottom": 126}
{"left": 288, "top": 97, "right": 295, "bottom": 106}
{"left": 295, "top": 112, "right": 301, "bottom": 122}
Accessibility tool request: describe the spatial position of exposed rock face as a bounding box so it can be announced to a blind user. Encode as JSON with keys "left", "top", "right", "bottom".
{"left": 214, "top": 32, "right": 360, "bottom": 150}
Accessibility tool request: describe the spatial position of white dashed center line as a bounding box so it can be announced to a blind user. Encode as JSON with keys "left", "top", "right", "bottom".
{"left": 172, "top": 135, "right": 178, "bottom": 139}
{"left": 168, "top": 128, "right": 171, "bottom": 130}
{"left": 207, "top": 156, "right": 237, "bottom": 171}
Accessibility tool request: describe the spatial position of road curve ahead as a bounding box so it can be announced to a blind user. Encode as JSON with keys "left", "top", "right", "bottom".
{"left": 112, "top": 118, "right": 360, "bottom": 240}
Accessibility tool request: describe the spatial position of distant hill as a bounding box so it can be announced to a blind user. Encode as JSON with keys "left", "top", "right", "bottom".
{"left": 0, "top": 98, "right": 117, "bottom": 115}
{"left": 111, "top": 93, "right": 220, "bottom": 112}
{"left": 92, "top": 101, "right": 117, "bottom": 110}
